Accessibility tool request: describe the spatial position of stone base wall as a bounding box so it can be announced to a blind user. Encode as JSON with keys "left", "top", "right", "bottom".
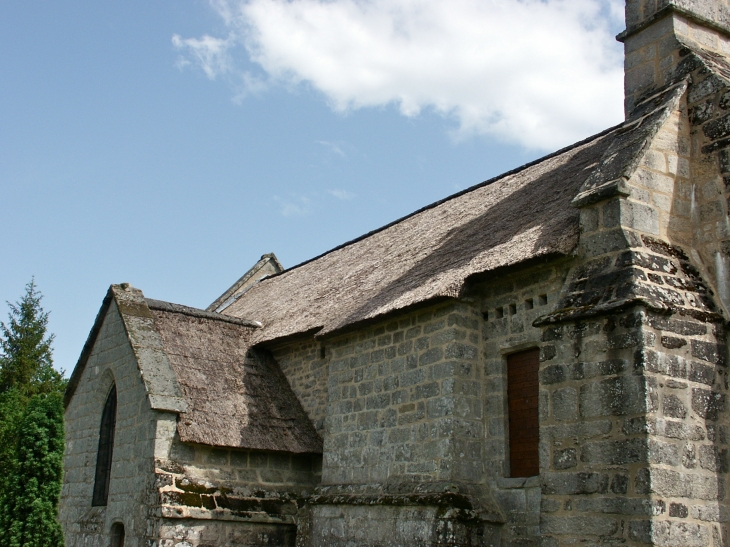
{"left": 158, "top": 521, "right": 297, "bottom": 547}
{"left": 152, "top": 436, "right": 322, "bottom": 546}
{"left": 304, "top": 505, "right": 500, "bottom": 547}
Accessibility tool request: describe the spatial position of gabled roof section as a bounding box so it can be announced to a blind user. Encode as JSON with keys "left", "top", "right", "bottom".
{"left": 67, "top": 284, "right": 322, "bottom": 453}
{"left": 150, "top": 305, "right": 322, "bottom": 453}
{"left": 65, "top": 284, "right": 188, "bottom": 412}
{"left": 208, "top": 253, "right": 284, "bottom": 313}
{"left": 222, "top": 121, "right": 651, "bottom": 342}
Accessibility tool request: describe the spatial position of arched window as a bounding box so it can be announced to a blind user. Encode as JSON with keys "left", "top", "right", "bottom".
{"left": 110, "top": 522, "right": 125, "bottom": 547}
{"left": 92, "top": 384, "right": 117, "bottom": 506}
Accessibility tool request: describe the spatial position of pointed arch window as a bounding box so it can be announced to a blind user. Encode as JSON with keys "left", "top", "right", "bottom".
{"left": 92, "top": 384, "right": 117, "bottom": 506}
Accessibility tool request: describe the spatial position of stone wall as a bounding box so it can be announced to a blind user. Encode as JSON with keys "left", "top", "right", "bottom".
{"left": 280, "top": 258, "right": 573, "bottom": 546}
{"left": 300, "top": 299, "right": 503, "bottom": 546}
{"left": 307, "top": 504, "right": 501, "bottom": 547}
{"left": 478, "top": 260, "right": 571, "bottom": 547}
{"left": 322, "top": 300, "right": 484, "bottom": 485}
{"left": 621, "top": 0, "right": 730, "bottom": 311}
{"left": 60, "top": 301, "right": 161, "bottom": 547}
{"left": 622, "top": 0, "right": 730, "bottom": 114}
{"left": 271, "top": 339, "right": 329, "bottom": 433}
{"left": 154, "top": 434, "right": 322, "bottom": 546}
{"left": 684, "top": 56, "right": 730, "bottom": 313}
{"left": 538, "top": 308, "right": 728, "bottom": 547}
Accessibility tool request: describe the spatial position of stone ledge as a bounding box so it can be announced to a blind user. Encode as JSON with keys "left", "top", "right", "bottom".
{"left": 617, "top": 5, "right": 730, "bottom": 43}
{"left": 160, "top": 505, "right": 297, "bottom": 525}
{"left": 495, "top": 476, "right": 540, "bottom": 489}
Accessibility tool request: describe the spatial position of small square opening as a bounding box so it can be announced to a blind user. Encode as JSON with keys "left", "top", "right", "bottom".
{"left": 495, "top": 307, "right": 504, "bottom": 318}
{"left": 508, "top": 303, "right": 517, "bottom": 315}
{"left": 538, "top": 294, "right": 548, "bottom": 306}
{"left": 482, "top": 311, "right": 489, "bottom": 321}
{"left": 525, "top": 298, "right": 534, "bottom": 310}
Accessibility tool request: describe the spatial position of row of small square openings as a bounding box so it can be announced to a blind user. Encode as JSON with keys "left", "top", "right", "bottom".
{"left": 483, "top": 294, "right": 548, "bottom": 321}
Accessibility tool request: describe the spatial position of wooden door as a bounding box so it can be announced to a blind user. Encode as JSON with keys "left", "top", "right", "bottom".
{"left": 507, "top": 348, "right": 540, "bottom": 477}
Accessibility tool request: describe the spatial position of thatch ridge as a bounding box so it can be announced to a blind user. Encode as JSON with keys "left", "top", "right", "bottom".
{"left": 263, "top": 123, "right": 623, "bottom": 280}
{"left": 224, "top": 125, "right": 626, "bottom": 342}
{"left": 146, "top": 298, "right": 261, "bottom": 327}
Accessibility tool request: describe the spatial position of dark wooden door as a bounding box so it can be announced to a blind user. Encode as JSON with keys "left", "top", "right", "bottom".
{"left": 507, "top": 349, "right": 540, "bottom": 477}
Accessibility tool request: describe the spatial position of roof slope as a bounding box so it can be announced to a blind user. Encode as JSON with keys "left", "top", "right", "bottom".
{"left": 222, "top": 128, "right": 620, "bottom": 341}
{"left": 149, "top": 301, "right": 322, "bottom": 453}
{"left": 66, "top": 284, "right": 322, "bottom": 453}
{"left": 222, "top": 82, "right": 690, "bottom": 343}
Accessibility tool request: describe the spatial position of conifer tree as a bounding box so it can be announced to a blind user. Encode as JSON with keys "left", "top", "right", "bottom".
{"left": 0, "top": 393, "right": 65, "bottom": 547}
{"left": 0, "top": 279, "right": 64, "bottom": 397}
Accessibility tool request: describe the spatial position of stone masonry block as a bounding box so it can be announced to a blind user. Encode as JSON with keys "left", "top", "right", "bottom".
{"left": 580, "top": 376, "right": 648, "bottom": 418}
{"left": 691, "top": 388, "right": 726, "bottom": 421}
{"left": 541, "top": 515, "right": 619, "bottom": 537}
{"left": 552, "top": 388, "right": 577, "bottom": 422}
{"left": 541, "top": 472, "right": 609, "bottom": 495}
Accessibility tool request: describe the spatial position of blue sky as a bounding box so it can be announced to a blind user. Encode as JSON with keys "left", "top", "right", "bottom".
{"left": 0, "top": 0, "right": 625, "bottom": 375}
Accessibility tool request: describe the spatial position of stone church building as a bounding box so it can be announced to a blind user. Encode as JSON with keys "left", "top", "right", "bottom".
{"left": 60, "top": 1, "right": 730, "bottom": 545}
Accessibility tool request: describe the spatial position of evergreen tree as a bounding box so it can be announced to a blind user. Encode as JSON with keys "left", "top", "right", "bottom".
{"left": 0, "top": 279, "right": 64, "bottom": 397}
{"left": 0, "top": 388, "right": 25, "bottom": 483}
{"left": 0, "top": 280, "right": 67, "bottom": 546}
{"left": 0, "top": 393, "right": 65, "bottom": 547}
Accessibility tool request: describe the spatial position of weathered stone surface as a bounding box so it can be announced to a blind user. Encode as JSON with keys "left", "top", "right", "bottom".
{"left": 636, "top": 468, "right": 724, "bottom": 500}
{"left": 691, "top": 388, "right": 726, "bottom": 421}
{"left": 663, "top": 394, "right": 687, "bottom": 419}
{"left": 541, "top": 515, "right": 619, "bottom": 536}
{"left": 691, "top": 340, "right": 728, "bottom": 366}
{"left": 553, "top": 449, "right": 577, "bottom": 470}
{"left": 552, "top": 388, "right": 577, "bottom": 422}
{"left": 541, "top": 472, "right": 609, "bottom": 495}
{"left": 579, "top": 376, "right": 648, "bottom": 418}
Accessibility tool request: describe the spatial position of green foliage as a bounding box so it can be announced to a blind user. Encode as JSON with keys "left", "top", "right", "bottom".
{"left": 0, "top": 280, "right": 67, "bottom": 546}
{"left": 0, "top": 389, "right": 25, "bottom": 480}
{"left": 0, "top": 279, "right": 65, "bottom": 398}
{"left": 0, "top": 393, "right": 65, "bottom": 547}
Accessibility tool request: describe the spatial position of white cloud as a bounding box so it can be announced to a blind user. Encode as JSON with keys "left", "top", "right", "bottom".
{"left": 329, "top": 189, "right": 356, "bottom": 200}
{"left": 273, "top": 194, "right": 312, "bottom": 216}
{"left": 177, "top": 0, "right": 625, "bottom": 150}
{"left": 172, "top": 34, "right": 234, "bottom": 79}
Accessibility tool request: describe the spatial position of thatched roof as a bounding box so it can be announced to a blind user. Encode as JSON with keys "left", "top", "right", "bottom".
{"left": 65, "top": 284, "right": 322, "bottom": 453}
{"left": 216, "top": 79, "right": 690, "bottom": 343}
{"left": 150, "top": 302, "right": 322, "bottom": 453}
{"left": 218, "top": 128, "right": 616, "bottom": 340}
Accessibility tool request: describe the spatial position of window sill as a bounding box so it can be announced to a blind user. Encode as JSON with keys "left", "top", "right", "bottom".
{"left": 496, "top": 476, "right": 540, "bottom": 489}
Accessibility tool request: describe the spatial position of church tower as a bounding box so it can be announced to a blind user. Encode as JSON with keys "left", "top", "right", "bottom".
{"left": 621, "top": 1, "right": 730, "bottom": 114}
